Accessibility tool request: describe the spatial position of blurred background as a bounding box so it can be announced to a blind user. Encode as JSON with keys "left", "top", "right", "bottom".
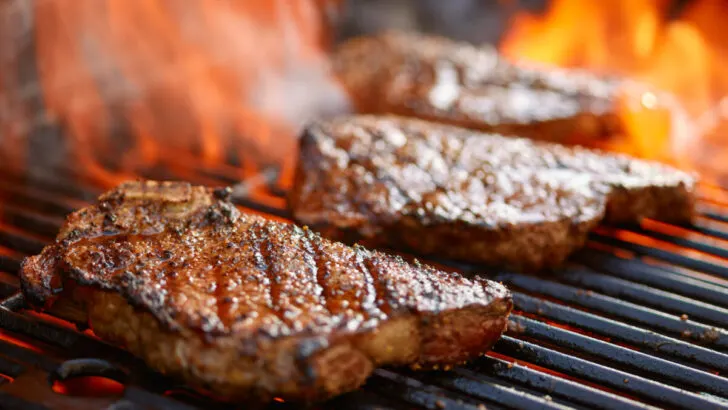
{"left": 335, "top": 0, "right": 545, "bottom": 44}
{"left": 0, "top": 0, "right": 724, "bottom": 185}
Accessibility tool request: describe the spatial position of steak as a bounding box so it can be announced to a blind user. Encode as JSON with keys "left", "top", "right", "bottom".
{"left": 333, "top": 31, "right": 664, "bottom": 146}
{"left": 19, "top": 180, "right": 512, "bottom": 403}
{"left": 289, "top": 115, "right": 696, "bottom": 271}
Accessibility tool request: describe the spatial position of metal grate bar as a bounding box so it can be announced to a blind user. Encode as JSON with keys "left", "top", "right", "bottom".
{"left": 558, "top": 266, "right": 728, "bottom": 327}
{"left": 0, "top": 253, "right": 22, "bottom": 274}
{"left": 0, "top": 181, "right": 84, "bottom": 215}
{"left": 0, "top": 166, "right": 102, "bottom": 202}
{"left": 122, "top": 387, "right": 200, "bottom": 410}
{"left": 592, "top": 233, "right": 728, "bottom": 279}
{"left": 575, "top": 250, "right": 728, "bottom": 308}
{"left": 0, "top": 392, "right": 51, "bottom": 410}
{"left": 700, "top": 208, "right": 728, "bottom": 225}
{"left": 512, "top": 292, "right": 728, "bottom": 372}
{"left": 413, "top": 369, "right": 576, "bottom": 410}
{"left": 509, "top": 315, "right": 728, "bottom": 395}
{"left": 0, "top": 292, "right": 25, "bottom": 311}
{"left": 0, "top": 339, "right": 58, "bottom": 373}
{"left": 465, "top": 357, "right": 657, "bottom": 410}
{"left": 369, "top": 369, "right": 503, "bottom": 410}
{"left": 692, "top": 219, "right": 728, "bottom": 241}
{"left": 0, "top": 354, "right": 25, "bottom": 379}
{"left": 495, "top": 336, "right": 728, "bottom": 409}
{"left": 499, "top": 272, "right": 728, "bottom": 350}
{"left": 325, "top": 389, "right": 412, "bottom": 410}
{"left": 0, "top": 228, "right": 46, "bottom": 256}
{"left": 0, "top": 270, "right": 21, "bottom": 291}
{"left": 626, "top": 225, "right": 728, "bottom": 260}
{"left": 0, "top": 204, "right": 64, "bottom": 238}
{"left": 0, "top": 192, "right": 76, "bottom": 219}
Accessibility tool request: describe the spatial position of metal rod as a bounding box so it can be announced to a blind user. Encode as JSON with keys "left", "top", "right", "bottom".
{"left": 0, "top": 292, "right": 25, "bottom": 312}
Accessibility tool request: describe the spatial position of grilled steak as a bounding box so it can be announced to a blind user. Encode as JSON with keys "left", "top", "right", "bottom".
{"left": 19, "top": 180, "right": 512, "bottom": 403}
{"left": 289, "top": 115, "right": 696, "bottom": 271}
{"left": 333, "top": 31, "right": 660, "bottom": 146}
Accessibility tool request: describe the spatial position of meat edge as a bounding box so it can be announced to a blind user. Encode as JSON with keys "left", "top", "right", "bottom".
{"left": 604, "top": 182, "right": 695, "bottom": 224}
{"left": 73, "top": 288, "right": 510, "bottom": 402}
{"left": 300, "top": 217, "right": 601, "bottom": 272}
{"left": 288, "top": 125, "right": 604, "bottom": 271}
{"left": 288, "top": 121, "right": 696, "bottom": 271}
{"left": 20, "top": 248, "right": 513, "bottom": 403}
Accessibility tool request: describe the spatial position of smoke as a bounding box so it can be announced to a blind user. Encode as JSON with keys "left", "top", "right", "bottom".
{"left": 0, "top": 0, "right": 349, "bottom": 181}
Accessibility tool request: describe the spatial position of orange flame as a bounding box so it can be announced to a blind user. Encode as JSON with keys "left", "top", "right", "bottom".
{"left": 501, "top": 0, "right": 728, "bottom": 175}
{"left": 0, "top": 0, "right": 345, "bottom": 187}
{"left": 52, "top": 376, "right": 126, "bottom": 397}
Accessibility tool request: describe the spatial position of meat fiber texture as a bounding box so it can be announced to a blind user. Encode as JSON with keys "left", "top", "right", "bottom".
{"left": 333, "top": 31, "right": 672, "bottom": 147}
{"left": 290, "top": 115, "right": 696, "bottom": 271}
{"left": 20, "top": 180, "right": 512, "bottom": 403}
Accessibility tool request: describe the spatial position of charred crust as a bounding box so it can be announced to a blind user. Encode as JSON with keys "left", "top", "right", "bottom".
{"left": 20, "top": 179, "right": 513, "bottom": 404}
{"left": 103, "top": 212, "right": 117, "bottom": 226}
{"left": 290, "top": 114, "right": 695, "bottom": 271}
{"left": 19, "top": 265, "right": 50, "bottom": 309}
{"left": 64, "top": 229, "right": 83, "bottom": 242}
{"left": 294, "top": 337, "right": 329, "bottom": 385}
{"left": 213, "top": 187, "right": 233, "bottom": 200}
{"left": 203, "top": 203, "right": 238, "bottom": 228}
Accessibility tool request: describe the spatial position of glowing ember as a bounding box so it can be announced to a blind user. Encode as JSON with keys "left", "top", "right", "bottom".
{"left": 0, "top": 0, "right": 346, "bottom": 187}
{"left": 52, "top": 376, "right": 125, "bottom": 397}
{"left": 0, "top": 330, "right": 44, "bottom": 354}
{"left": 501, "top": 0, "right": 728, "bottom": 177}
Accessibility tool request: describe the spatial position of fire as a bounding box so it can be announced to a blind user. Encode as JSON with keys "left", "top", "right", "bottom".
{"left": 0, "top": 0, "right": 346, "bottom": 187}
{"left": 501, "top": 0, "right": 728, "bottom": 176}
{"left": 52, "top": 376, "right": 125, "bottom": 397}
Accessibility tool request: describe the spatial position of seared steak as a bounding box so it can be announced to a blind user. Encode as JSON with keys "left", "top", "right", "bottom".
{"left": 333, "top": 31, "right": 659, "bottom": 146}
{"left": 289, "top": 115, "right": 696, "bottom": 271}
{"left": 20, "top": 180, "right": 512, "bottom": 403}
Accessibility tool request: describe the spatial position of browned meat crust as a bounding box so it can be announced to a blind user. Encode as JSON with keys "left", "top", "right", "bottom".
{"left": 333, "top": 31, "right": 642, "bottom": 145}
{"left": 19, "top": 180, "right": 512, "bottom": 403}
{"left": 289, "top": 115, "right": 696, "bottom": 271}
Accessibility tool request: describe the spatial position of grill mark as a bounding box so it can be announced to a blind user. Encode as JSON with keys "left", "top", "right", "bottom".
{"left": 260, "top": 237, "right": 282, "bottom": 321}
{"left": 250, "top": 223, "right": 288, "bottom": 329}
{"left": 364, "top": 257, "right": 394, "bottom": 316}
{"left": 414, "top": 260, "right": 445, "bottom": 312}
{"left": 212, "top": 260, "right": 228, "bottom": 330}
{"left": 354, "top": 245, "right": 385, "bottom": 319}
{"left": 355, "top": 247, "right": 392, "bottom": 318}
{"left": 302, "top": 230, "right": 332, "bottom": 316}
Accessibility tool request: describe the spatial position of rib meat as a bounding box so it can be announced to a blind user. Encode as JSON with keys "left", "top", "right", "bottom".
{"left": 333, "top": 31, "right": 662, "bottom": 146}
{"left": 289, "top": 115, "right": 696, "bottom": 271}
{"left": 20, "top": 180, "right": 512, "bottom": 403}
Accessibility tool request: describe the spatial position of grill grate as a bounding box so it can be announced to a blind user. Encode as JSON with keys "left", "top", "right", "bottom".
{"left": 0, "top": 163, "right": 727, "bottom": 410}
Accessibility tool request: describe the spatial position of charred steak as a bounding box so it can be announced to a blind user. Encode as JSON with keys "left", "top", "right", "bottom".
{"left": 333, "top": 31, "right": 661, "bottom": 146}
{"left": 20, "top": 180, "right": 512, "bottom": 403}
{"left": 289, "top": 115, "right": 696, "bottom": 271}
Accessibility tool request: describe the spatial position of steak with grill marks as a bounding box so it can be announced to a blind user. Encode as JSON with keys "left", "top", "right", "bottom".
{"left": 289, "top": 115, "right": 696, "bottom": 271}
{"left": 333, "top": 31, "right": 666, "bottom": 146}
{"left": 19, "top": 180, "right": 512, "bottom": 403}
